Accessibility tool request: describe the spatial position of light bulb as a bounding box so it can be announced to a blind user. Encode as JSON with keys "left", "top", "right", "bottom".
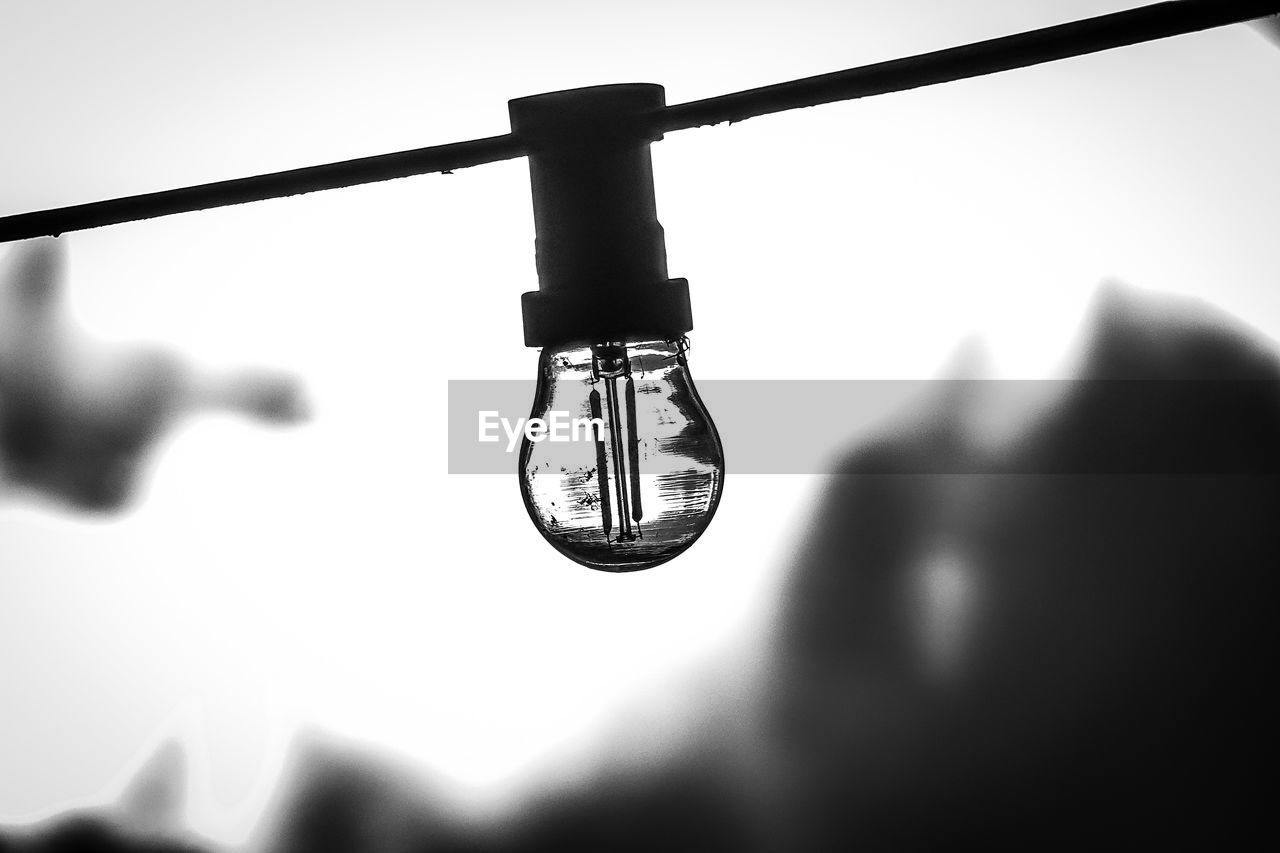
{"left": 508, "top": 83, "right": 721, "bottom": 570}
{"left": 520, "top": 337, "right": 723, "bottom": 571}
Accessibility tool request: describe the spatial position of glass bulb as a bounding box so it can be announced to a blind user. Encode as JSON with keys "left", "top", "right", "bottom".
{"left": 520, "top": 337, "right": 724, "bottom": 571}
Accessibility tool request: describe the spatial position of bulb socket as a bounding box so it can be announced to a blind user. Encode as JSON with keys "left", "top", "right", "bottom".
{"left": 510, "top": 84, "right": 693, "bottom": 348}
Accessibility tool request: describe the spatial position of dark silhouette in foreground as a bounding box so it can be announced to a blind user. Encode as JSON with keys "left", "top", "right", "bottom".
{"left": 762, "top": 285, "right": 1278, "bottom": 848}
{"left": 0, "top": 239, "right": 306, "bottom": 511}
{"left": 0, "top": 742, "right": 206, "bottom": 853}
{"left": 250, "top": 284, "right": 1280, "bottom": 851}
{"left": 2, "top": 283, "right": 1276, "bottom": 851}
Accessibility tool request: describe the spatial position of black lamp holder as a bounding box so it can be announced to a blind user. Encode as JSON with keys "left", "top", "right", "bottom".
{"left": 509, "top": 84, "right": 691, "bottom": 348}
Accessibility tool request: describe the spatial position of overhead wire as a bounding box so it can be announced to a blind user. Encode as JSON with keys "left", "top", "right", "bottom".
{"left": 1, "top": 0, "right": 1275, "bottom": 243}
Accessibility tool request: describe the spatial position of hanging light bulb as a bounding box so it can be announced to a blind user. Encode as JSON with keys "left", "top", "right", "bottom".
{"left": 521, "top": 337, "right": 722, "bottom": 571}
{"left": 509, "top": 84, "right": 724, "bottom": 571}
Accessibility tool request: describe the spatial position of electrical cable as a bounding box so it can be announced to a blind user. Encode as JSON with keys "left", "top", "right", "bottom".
{"left": 0, "top": 0, "right": 1275, "bottom": 243}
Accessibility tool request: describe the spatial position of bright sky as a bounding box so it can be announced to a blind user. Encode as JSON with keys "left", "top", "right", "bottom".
{"left": 1, "top": 1, "right": 1277, "bottom": 845}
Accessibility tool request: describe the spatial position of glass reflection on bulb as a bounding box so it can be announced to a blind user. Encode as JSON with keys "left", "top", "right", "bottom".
{"left": 520, "top": 337, "right": 723, "bottom": 571}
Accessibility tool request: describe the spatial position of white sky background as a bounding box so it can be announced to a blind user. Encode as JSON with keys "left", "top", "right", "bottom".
{"left": 1, "top": 0, "right": 1277, "bottom": 845}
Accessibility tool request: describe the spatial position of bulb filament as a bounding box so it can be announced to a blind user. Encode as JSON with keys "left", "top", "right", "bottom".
{"left": 591, "top": 343, "right": 645, "bottom": 544}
